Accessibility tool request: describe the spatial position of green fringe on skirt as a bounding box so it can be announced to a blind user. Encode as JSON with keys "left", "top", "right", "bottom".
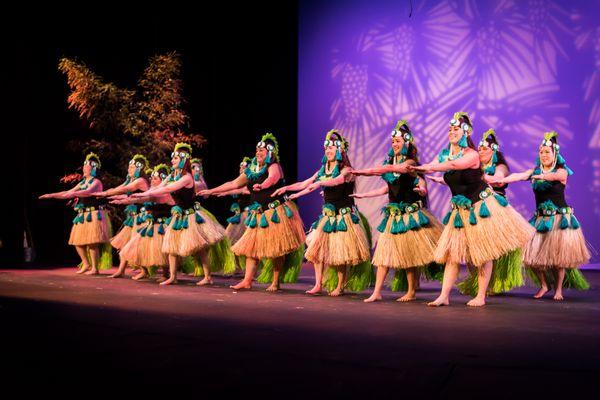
{"left": 526, "top": 267, "right": 590, "bottom": 291}
{"left": 180, "top": 238, "right": 237, "bottom": 277}
{"left": 256, "top": 244, "right": 306, "bottom": 284}
{"left": 390, "top": 263, "right": 443, "bottom": 292}
{"left": 77, "top": 219, "right": 114, "bottom": 271}
{"left": 457, "top": 249, "right": 525, "bottom": 296}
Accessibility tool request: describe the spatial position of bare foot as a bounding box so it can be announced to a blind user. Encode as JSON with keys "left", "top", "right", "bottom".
{"left": 159, "top": 277, "right": 177, "bottom": 286}
{"left": 427, "top": 296, "right": 449, "bottom": 307}
{"left": 230, "top": 280, "right": 252, "bottom": 290}
{"left": 553, "top": 292, "right": 564, "bottom": 301}
{"left": 533, "top": 286, "right": 549, "bottom": 299}
{"left": 266, "top": 283, "right": 280, "bottom": 292}
{"left": 196, "top": 277, "right": 213, "bottom": 286}
{"left": 305, "top": 285, "right": 322, "bottom": 295}
{"left": 363, "top": 293, "right": 382, "bottom": 303}
{"left": 329, "top": 288, "right": 344, "bottom": 297}
{"left": 109, "top": 270, "right": 125, "bottom": 278}
{"left": 132, "top": 270, "right": 147, "bottom": 280}
{"left": 84, "top": 269, "right": 99, "bottom": 276}
{"left": 397, "top": 293, "right": 416, "bottom": 302}
{"left": 466, "top": 297, "right": 486, "bottom": 307}
{"left": 76, "top": 265, "right": 90, "bottom": 274}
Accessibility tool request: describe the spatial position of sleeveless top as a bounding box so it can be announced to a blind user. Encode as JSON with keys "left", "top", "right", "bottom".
{"left": 533, "top": 180, "right": 568, "bottom": 208}
{"left": 170, "top": 174, "right": 196, "bottom": 209}
{"left": 246, "top": 164, "right": 285, "bottom": 207}
{"left": 444, "top": 168, "right": 487, "bottom": 203}
{"left": 387, "top": 173, "right": 425, "bottom": 205}
{"left": 323, "top": 181, "right": 355, "bottom": 211}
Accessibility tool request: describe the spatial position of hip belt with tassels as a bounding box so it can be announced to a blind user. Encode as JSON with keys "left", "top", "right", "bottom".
{"left": 134, "top": 203, "right": 169, "bottom": 237}
{"left": 530, "top": 200, "right": 580, "bottom": 232}
{"left": 311, "top": 203, "right": 362, "bottom": 233}
{"left": 441, "top": 187, "right": 509, "bottom": 229}
{"left": 226, "top": 202, "right": 250, "bottom": 225}
{"left": 244, "top": 199, "right": 295, "bottom": 229}
{"left": 377, "top": 200, "right": 430, "bottom": 234}
{"left": 168, "top": 203, "right": 206, "bottom": 231}
{"left": 72, "top": 204, "right": 106, "bottom": 225}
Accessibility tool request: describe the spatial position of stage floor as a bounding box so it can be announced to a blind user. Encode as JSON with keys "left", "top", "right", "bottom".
{"left": 1, "top": 265, "right": 599, "bottom": 397}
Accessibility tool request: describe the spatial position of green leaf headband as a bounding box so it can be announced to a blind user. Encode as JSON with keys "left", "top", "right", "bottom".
{"left": 390, "top": 119, "right": 413, "bottom": 142}
{"left": 129, "top": 154, "right": 149, "bottom": 170}
{"left": 172, "top": 142, "right": 193, "bottom": 159}
{"left": 540, "top": 131, "right": 559, "bottom": 151}
{"left": 240, "top": 156, "right": 252, "bottom": 167}
{"left": 478, "top": 129, "right": 499, "bottom": 151}
{"left": 84, "top": 152, "right": 101, "bottom": 169}
{"left": 323, "top": 129, "right": 349, "bottom": 151}
{"left": 151, "top": 164, "right": 170, "bottom": 180}
{"left": 449, "top": 111, "right": 472, "bottom": 133}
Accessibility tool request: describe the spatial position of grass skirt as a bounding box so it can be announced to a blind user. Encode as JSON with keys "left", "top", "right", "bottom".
{"left": 434, "top": 189, "right": 534, "bottom": 267}
{"left": 69, "top": 207, "right": 111, "bottom": 246}
{"left": 225, "top": 210, "right": 248, "bottom": 245}
{"left": 120, "top": 219, "right": 168, "bottom": 268}
{"left": 110, "top": 205, "right": 140, "bottom": 250}
{"left": 372, "top": 203, "right": 442, "bottom": 270}
{"left": 162, "top": 204, "right": 226, "bottom": 257}
{"left": 231, "top": 200, "right": 305, "bottom": 260}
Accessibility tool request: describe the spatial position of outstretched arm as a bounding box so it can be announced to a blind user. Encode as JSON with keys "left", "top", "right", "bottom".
{"left": 413, "top": 150, "right": 479, "bottom": 173}
{"left": 198, "top": 173, "right": 249, "bottom": 196}
{"left": 272, "top": 172, "right": 318, "bottom": 197}
{"left": 60, "top": 179, "right": 103, "bottom": 199}
{"left": 490, "top": 168, "right": 535, "bottom": 185}
{"left": 252, "top": 164, "right": 282, "bottom": 192}
{"left": 215, "top": 187, "right": 251, "bottom": 197}
{"left": 350, "top": 186, "right": 388, "bottom": 199}
{"left": 352, "top": 159, "right": 416, "bottom": 176}
{"left": 39, "top": 183, "right": 80, "bottom": 199}
{"left": 531, "top": 168, "right": 568, "bottom": 184}
{"left": 96, "top": 178, "right": 147, "bottom": 197}
{"left": 132, "top": 174, "right": 193, "bottom": 198}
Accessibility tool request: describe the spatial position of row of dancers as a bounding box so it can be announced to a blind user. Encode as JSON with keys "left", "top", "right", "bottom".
{"left": 39, "top": 111, "right": 591, "bottom": 306}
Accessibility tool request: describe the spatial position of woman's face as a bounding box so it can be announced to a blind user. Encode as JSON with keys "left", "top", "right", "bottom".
{"left": 324, "top": 145, "right": 337, "bottom": 162}
{"left": 171, "top": 154, "right": 181, "bottom": 169}
{"left": 539, "top": 146, "right": 555, "bottom": 167}
{"left": 127, "top": 163, "right": 137, "bottom": 177}
{"left": 150, "top": 174, "right": 162, "bottom": 187}
{"left": 448, "top": 125, "right": 464, "bottom": 145}
{"left": 478, "top": 145, "right": 493, "bottom": 164}
{"left": 82, "top": 162, "right": 92, "bottom": 176}
{"left": 192, "top": 163, "right": 201, "bottom": 177}
{"left": 256, "top": 147, "right": 267, "bottom": 164}
{"left": 391, "top": 136, "right": 404, "bottom": 155}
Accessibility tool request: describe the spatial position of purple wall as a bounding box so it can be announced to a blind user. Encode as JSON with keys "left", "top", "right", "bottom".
{"left": 298, "top": 0, "right": 600, "bottom": 261}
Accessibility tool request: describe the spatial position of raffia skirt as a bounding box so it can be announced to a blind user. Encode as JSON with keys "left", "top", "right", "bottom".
{"left": 69, "top": 206, "right": 111, "bottom": 246}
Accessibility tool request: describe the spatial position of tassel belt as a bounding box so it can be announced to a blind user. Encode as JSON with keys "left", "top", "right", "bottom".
{"left": 310, "top": 203, "right": 362, "bottom": 233}
{"left": 72, "top": 204, "right": 106, "bottom": 225}
{"left": 377, "top": 201, "right": 430, "bottom": 234}
{"left": 382, "top": 200, "right": 425, "bottom": 216}
{"left": 226, "top": 202, "right": 250, "bottom": 225}
{"left": 442, "top": 187, "right": 509, "bottom": 229}
{"left": 530, "top": 201, "right": 579, "bottom": 232}
{"left": 244, "top": 200, "right": 295, "bottom": 229}
{"left": 535, "top": 205, "right": 573, "bottom": 217}
{"left": 168, "top": 205, "right": 206, "bottom": 231}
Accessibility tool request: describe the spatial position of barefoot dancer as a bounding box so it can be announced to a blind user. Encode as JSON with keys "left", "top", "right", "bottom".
{"left": 199, "top": 133, "right": 305, "bottom": 292}
{"left": 111, "top": 164, "right": 174, "bottom": 281}
{"left": 39, "top": 152, "right": 112, "bottom": 275}
{"left": 351, "top": 120, "right": 442, "bottom": 302}
{"left": 94, "top": 154, "right": 149, "bottom": 278}
{"left": 130, "top": 143, "right": 228, "bottom": 285}
{"left": 273, "top": 130, "right": 372, "bottom": 296}
{"left": 490, "top": 131, "right": 590, "bottom": 300}
{"left": 412, "top": 112, "right": 533, "bottom": 307}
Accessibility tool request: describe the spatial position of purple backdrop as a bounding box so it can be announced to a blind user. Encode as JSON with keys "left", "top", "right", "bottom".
{"left": 298, "top": 0, "right": 600, "bottom": 262}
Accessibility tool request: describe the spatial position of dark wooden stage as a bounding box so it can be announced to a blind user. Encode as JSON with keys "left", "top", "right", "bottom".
{"left": 1, "top": 265, "right": 598, "bottom": 397}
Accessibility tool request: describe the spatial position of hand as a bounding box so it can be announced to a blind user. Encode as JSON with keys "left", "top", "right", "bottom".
{"left": 94, "top": 191, "right": 106, "bottom": 197}
{"left": 198, "top": 189, "right": 212, "bottom": 197}
{"left": 530, "top": 174, "right": 544, "bottom": 181}
{"left": 413, "top": 187, "right": 427, "bottom": 196}
{"left": 252, "top": 183, "right": 262, "bottom": 191}
{"left": 271, "top": 187, "right": 287, "bottom": 197}
{"left": 215, "top": 192, "right": 228, "bottom": 197}
{"left": 288, "top": 192, "right": 300, "bottom": 200}
{"left": 39, "top": 193, "right": 52, "bottom": 199}
{"left": 411, "top": 164, "right": 431, "bottom": 173}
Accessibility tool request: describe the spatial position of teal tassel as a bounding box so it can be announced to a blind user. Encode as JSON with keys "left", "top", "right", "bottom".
{"left": 259, "top": 214, "right": 269, "bottom": 228}
{"left": 536, "top": 218, "right": 548, "bottom": 233}
{"left": 97, "top": 210, "right": 103, "bottom": 220}
{"left": 458, "top": 133, "right": 468, "bottom": 147}
{"left": 407, "top": 214, "right": 419, "bottom": 230}
{"left": 283, "top": 204, "right": 294, "bottom": 218}
{"left": 453, "top": 212, "right": 464, "bottom": 228}
{"left": 494, "top": 193, "right": 508, "bottom": 207}
{"left": 136, "top": 215, "right": 144, "bottom": 225}
{"left": 442, "top": 211, "right": 452, "bottom": 225}
{"left": 377, "top": 216, "right": 389, "bottom": 233}
{"left": 323, "top": 218, "right": 335, "bottom": 233}
{"left": 165, "top": 217, "right": 172, "bottom": 226}
{"left": 195, "top": 213, "right": 205, "bottom": 223}
{"left": 528, "top": 215, "right": 537, "bottom": 226}
{"left": 570, "top": 215, "right": 580, "bottom": 229}
{"left": 227, "top": 214, "right": 241, "bottom": 224}
{"left": 158, "top": 223, "right": 165, "bottom": 235}
{"left": 244, "top": 214, "right": 253, "bottom": 226}
{"left": 350, "top": 213, "right": 360, "bottom": 224}
{"left": 271, "top": 209, "right": 280, "bottom": 223}
{"left": 172, "top": 219, "right": 181, "bottom": 231}
{"left": 86, "top": 212, "right": 92, "bottom": 222}
{"left": 559, "top": 214, "right": 569, "bottom": 230}
{"left": 545, "top": 215, "right": 554, "bottom": 231}
{"left": 479, "top": 201, "right": 490, "bottom": 218}
{"left": 391, "top": 217, "right": 406, "bottom": 234}
{"left": 337, "top": 217, "right": 348, "bottom": 232}
{"left": 469, "top": 207, "right": 477, "bottom": 225}
{"left": 311, "top": 215, "right": 323, "bottom": 230}
{"left": 146, "top": 226, "right": 154, "bottom": 238}
{"left": 417, "top": 210, "right": 429, "bottom": 226}
{"left": 247, "top": 214, "right": 258, "bottom": 228}
{"left": 124, "top": 217, "right": 133, "bottom": 227}
{"left": 139, "top": 227, "right": 148, "bottom": 237}
{"left": 181, "top": 217, "right": 189, "bottom": 229}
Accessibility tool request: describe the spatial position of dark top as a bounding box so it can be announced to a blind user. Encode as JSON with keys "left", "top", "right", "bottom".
{"left": 323, "top": 181, "right": 355, "bottom": 211}
{"left": 170, "top": 175, "right": 196, "bottom": 209}
{"left": 247, "top": 165, "right": 285, "bottom": 207}
{"left": 145, "top": 203, "right": 174, "bottom": 219}
{"left": 444, "top": 168, "right": 488, "bottom": 203}
{"left": 533, "top": 180, "right": 568, "bottom": 208}
{"left": 387, "top": 174, "right": 424, "bottom": 205}
{"left": 236, "top": 194, "right": 252, "bottom": 210}
{"left": 77, "top": 196, "right": 107, "bottom": 208}
{"left": 485, "top": 163, "right": 508, "bottom": 197}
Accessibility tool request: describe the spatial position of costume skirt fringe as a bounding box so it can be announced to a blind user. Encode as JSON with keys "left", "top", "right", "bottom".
{"left": 434, "top": 189, "right": 534, "bottom": 267}
{"left": 305, "top": 206, "right": 370, "bottom": 267}
{"left": 120, "top": 222, "right": 168, "bottom": 268}
{"left": 524, "top": 213, "right": 590, "bottom": 270}
{"left": 69, "top": 207, "right": 111, "bottom": 246}
{"left": 372, "top": 204, "right": 442, "bottom": 270}
{"left": 110, "top": 205, "right": 140, "bottom": 250}
{"left": 162, "top": 205, "right": 226, "bottom": 257}
{"left": 225, "top": 210, "right": 248, "bottom": 245}
{"left": 231, "top": 200, "right": 305, "bottom": 260}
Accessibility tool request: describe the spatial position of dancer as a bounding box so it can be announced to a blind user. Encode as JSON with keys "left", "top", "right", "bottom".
{"left": 411, "top": 112, "right": 533, "bottom": 306}
{"left": 351, "top": 120, "right": 442, "bottom": 302}
{"left": 39, "top": 152, "right": 112, "bottom": 275}
{"left": 219, "top": 157, "right": 253, "bottom": 246}
{"left": 131, "top": 143, "right": 229, "bottom": 285}
{"left": 490, "top": 131, "right": 590, "bottom": 300}
{"left": 191, "top": 158, "right": 208, "bottom": 192}
{"left": 94, "top": 154, "right": 149, "bottom": 278}
{"left": 110, "top": 164, "right": 174, "bottom": 281}
{"left": 273, "top": 130, "right": 372, "bottom": 296}
{"left": 199, "top": 133, "right": 306, "bottom": 292}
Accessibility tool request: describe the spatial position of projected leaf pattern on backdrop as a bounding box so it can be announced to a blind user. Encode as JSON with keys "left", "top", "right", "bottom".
{"left": 314, "top": 0, "right": 599, "bottom": 256}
